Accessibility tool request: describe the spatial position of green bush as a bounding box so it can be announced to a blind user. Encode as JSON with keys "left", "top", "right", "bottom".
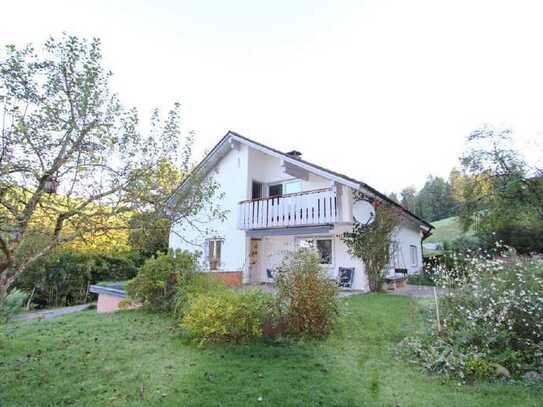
{"left": 126, "top": 250, "right": 198, "bottom": 312}
{"left": 465, "top": 356, "right": 496, "bottom": 380}
{"left": 15, "top": 250, "right": 138, "bottom": 308}
{"left": 181, "top": 288, "right": 272, "bottom": 345}
{"left": 400, "top": 252, "right": 543, "bottom": 380}
{"left": 275, "top": 248, "right": 339, "bottom": 338}
{"left": 174, "top": 271, "right": 225, "bottom": 319}
{"left": 0, "top": 289, "right": 28, "bottom": 324}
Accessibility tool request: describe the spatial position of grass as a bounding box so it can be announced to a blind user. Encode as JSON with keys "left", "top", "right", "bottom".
{"left": 407, "top": 273, "right": 435, "bottom": 286}
{"left": 425, "top": 216, "right": 475, "bottom": 244}
{"left": 1, "top": 295, "right": 541, "bottom": 406}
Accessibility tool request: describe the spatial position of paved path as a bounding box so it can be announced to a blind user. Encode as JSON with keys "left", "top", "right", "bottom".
{"left": 13, "top": 303, "right": 93, "bottom": 321}
{"left": 392, "top": 284, "right": 446, "bottom": 297}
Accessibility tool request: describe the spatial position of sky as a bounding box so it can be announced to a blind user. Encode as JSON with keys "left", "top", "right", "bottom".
{"left": 2, "top": 0, "right": 543, "bottom": 194}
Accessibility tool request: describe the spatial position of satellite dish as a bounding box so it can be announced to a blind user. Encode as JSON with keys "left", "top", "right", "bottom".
{"left": 353, "top": 200, "right": 375, "bottom": 224}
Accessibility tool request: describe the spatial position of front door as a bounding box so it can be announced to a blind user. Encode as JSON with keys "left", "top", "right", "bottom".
{"left": 249, "top": 238, "right": 260, "bottom": 283}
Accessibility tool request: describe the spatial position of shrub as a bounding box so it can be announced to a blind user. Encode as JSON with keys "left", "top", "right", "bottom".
{"left": 15, "top": 250, "right": 138, "bottom": 308}
{"left": 275, "top": 248, "right": 339, "bottom": 338}
{"left": 342, "top": 204, "right": 402, "bottom": 292}
{"left": 126, "top": 250, "right": 198, "bottom": 312}
{"left": 465, "top": 356, "right": 496, "bottom": 380}
{"left": 174, "top": 271, "right": 225, "bottom": 319}
{"left": 181, "top": 289, "right": 272, "bottom": 345}
{"left": 0, "top": 289, "right": 28, "bottom": 324}
{"left": 400, "top": 249, "right": 543, "bottom": 380}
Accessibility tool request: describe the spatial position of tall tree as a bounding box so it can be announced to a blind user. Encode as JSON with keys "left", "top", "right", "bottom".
{"left": 416, "top": 175, "right": 456, "bottom": 221}
{"left": 0, "top": 35, "right": 221, "bottom": 300}
{"left": 400, "top": 186, "right": 417, "bottom": 211}
{"left": 388, "top": 192, "right": 399, "bottom": 203}
{"left": 458, "top": 126, "right": 543, "bottom": 252}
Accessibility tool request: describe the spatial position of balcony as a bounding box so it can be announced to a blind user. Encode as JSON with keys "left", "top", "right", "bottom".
{"left": 239, "top": 187, "right": 337, "bottom": 230}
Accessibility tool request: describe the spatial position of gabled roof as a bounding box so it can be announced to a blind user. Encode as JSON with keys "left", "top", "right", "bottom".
{"left": 169, "top": 131, "right": 434, "bottom": 231}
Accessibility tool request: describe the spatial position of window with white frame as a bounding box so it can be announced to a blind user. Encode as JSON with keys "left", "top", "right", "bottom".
{"left": 298, "top": 238, "right": 333, "bottom": 265}
{"left": 206, "top": 238, "right": 223, "bottom": 270}
{"left": 409, "top": 245, "right": 418, "bottom": 266}
{"left": 284, "top": 180, "right": 302, "bottom": 194}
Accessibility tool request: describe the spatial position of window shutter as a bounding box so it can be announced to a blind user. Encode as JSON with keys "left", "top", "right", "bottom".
{"left": 216, "top": 240, "right": 222, "bottom": 266}
{"left": 203, "top": 239, "right": 210, "bottom": 262}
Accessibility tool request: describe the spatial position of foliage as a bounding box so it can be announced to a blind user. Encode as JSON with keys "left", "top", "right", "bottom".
{"left": 128, "top": 212, "right": 170, "bottom": 258}
{"left": 181, "top": 288, "right": 273, "bottom": 345}
{"left": 126, "top": 250, "right": 198, "bottom": 312}
{"left": 174, "top": 271, "right": 225, "bottom": 319}
{"left": 0, "top": 288, "right": 27, "bottom": 323}
{"left": 342, "top": 203, "right": 402, "bottom": 292}
{"left": 407, "top": 271, "right": 435, "bottom": 286}
{"left": 415, "top": 174, "right": 458, "bottom": 222}
{"left": 401, "top": 250, "right": 543, "bottom": 380}
{"left": 458, "top": 126, "right": 543, "bottom": 253}
{"left": 0, "top": 34, "right": 222, "bottom": 302}
{"left": 14, "top": 249, "right": 138, "bottom": 308}
{"left": 274, "top": 248, "right": 339, "bottom": 338}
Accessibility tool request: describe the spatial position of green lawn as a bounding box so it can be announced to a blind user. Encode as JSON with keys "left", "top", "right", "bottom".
{"left": 425, "top": 216, "right": 474, "bottom": 244}
{"left": 1, "top": 295, "right": 541, "bottom": 406}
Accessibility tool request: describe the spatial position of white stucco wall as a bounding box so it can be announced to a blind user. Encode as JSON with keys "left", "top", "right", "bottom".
{"left": 247, "top": 147, "right": 331, "bottom": 194}
{"left": 169, "top": 144, "right": 250, "bottom": 273}
{"left": 169, "top": 139, "right": 424, "bottom": 288}
{"left": 393, "top": 222, "right": 424, "bottom": 274}
{"left": 251, "top": 226, "right": 369, "bottom": 291}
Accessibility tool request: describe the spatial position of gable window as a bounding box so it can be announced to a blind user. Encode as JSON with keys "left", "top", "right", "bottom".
{"left": 298, "top": 238, "right": 333, "bottom": 265}
{"left": 409, "top": 245, "right": 418, "bottom": 266}
{"left": 207, "top": 238, "right": 223, "bottom": 270}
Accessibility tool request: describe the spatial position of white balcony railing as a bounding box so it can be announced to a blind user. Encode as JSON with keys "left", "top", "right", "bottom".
{"left": 239, "top": 187, "right": 337, "bottom": 230}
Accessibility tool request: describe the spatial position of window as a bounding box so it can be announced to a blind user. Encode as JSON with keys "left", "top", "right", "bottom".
{"left": 410, "top": 245, "right": 418, "bottom": 266}
{"left": 269, "top": 183, "right": 283, "bottom": 197}
{"left": 284, "top": 180, "right": 302, "bottom": 194}
{"left": 207, "top": 238, "right": 223, "bottom": 270}
{"left": 390, "top": 241, "right": 400, "bottom": 267}
{"left": 252, "top": 181, "right": 263, "bottom": 199}
{"left": 298, "top": 238, "right": 333, "bottom": 265}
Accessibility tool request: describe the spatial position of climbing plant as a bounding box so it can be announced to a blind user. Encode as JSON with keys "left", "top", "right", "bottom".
{"left": 342, "top": 196, "right": 402, "bottom": 292}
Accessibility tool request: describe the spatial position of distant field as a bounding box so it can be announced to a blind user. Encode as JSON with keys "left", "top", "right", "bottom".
{"left": 425, "top": 216, "right": 474, "bottom": 244}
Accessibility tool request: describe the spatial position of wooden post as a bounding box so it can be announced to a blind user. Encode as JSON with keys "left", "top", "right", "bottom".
{"left": 433, "top": 286, "right": 441, "bottom": 334}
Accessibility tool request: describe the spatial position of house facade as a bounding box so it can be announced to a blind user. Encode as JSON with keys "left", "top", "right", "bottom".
{"left": 169, "top": 132, "right": 433, "bottom": 291}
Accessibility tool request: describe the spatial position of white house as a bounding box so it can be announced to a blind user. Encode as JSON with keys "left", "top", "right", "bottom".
{"left": 168, "top": 131, "right": 433, "bottom": 291}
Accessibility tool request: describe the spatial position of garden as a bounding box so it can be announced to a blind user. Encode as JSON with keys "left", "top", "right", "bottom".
{"left": 3, "top": 244, "right": 543, "bottom": 406}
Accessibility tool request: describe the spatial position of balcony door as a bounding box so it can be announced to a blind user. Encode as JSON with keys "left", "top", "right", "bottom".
{"left": 252, "top": 181, "right": 263, "bottom": 200}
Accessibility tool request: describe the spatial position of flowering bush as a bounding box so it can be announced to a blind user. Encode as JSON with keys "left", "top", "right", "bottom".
{"left": 400, "top": 247, "right": 543, "bottom": 380}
